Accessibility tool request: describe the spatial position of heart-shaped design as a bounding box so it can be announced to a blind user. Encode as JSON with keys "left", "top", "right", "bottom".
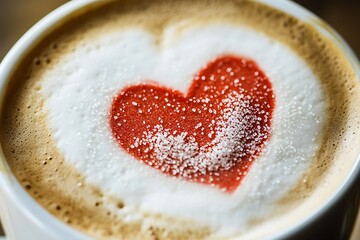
{"left": 110, "top": 55, "right": 275, "bottom": 192}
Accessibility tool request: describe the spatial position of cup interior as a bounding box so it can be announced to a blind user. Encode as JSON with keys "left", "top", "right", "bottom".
{"left": 0, "top": 0, "right": 359, "bottom": 239}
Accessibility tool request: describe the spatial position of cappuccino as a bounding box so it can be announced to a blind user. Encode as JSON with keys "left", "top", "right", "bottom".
{"left": 1, "top": 0, "right": 360, "bottom": 239}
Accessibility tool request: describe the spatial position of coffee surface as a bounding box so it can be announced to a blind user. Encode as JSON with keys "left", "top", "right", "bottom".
{"left": 1, "top": 0, "right": 360, "bottom": 239}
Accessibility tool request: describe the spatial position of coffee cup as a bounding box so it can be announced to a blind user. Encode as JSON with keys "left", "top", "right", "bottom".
{"left": 0, "top": 0, "right": 359, "bottom": 239}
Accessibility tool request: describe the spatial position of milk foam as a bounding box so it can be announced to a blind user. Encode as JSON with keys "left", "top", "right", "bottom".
{"left": 41, "top": 24, "right": 325, "bottom": 236}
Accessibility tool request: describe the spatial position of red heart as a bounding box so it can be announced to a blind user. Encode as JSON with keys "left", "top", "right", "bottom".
{"left": 110, "top": 55, "right": 275, "bottom": 192}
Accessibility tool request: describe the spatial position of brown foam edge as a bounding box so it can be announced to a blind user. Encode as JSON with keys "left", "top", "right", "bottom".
{"left": 0, "top": 0, "right": 360, "bottom": 239}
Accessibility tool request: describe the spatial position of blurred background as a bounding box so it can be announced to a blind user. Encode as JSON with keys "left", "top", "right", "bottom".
{"left": 0, "top": 0, "right": 359, "bottom": 238}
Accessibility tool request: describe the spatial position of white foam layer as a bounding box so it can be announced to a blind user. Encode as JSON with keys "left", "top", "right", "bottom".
{"left": 41, "top": 23, "right": 325, "bottom": 236}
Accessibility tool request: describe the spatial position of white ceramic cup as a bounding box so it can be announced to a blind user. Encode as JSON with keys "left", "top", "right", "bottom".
{"left": 0, "top": 0, "right": 359, "bottom": 239}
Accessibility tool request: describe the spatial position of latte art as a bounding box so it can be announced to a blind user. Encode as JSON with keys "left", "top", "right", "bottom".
{"left": 1, "top": 0, "right": 359, "bottom": 239}
{"left": 110, "top": 55, "right": 275, "bottom": 192}
{"left": 42, "top": 24, "right": 323, "bottom": 234}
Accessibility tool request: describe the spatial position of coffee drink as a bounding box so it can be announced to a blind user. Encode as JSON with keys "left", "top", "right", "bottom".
{"left": 1, "top": 0, "right": 359, "bottom": 239}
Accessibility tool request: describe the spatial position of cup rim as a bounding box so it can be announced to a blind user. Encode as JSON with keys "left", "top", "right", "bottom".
{"left": 0, "top": 0, "right": 359, "bottom": 239}
{"left": 256, "top": 0, "right": 360, "bottom": 238}
{"left": 0, "top": 1, "right": 99, "bottom": 239}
